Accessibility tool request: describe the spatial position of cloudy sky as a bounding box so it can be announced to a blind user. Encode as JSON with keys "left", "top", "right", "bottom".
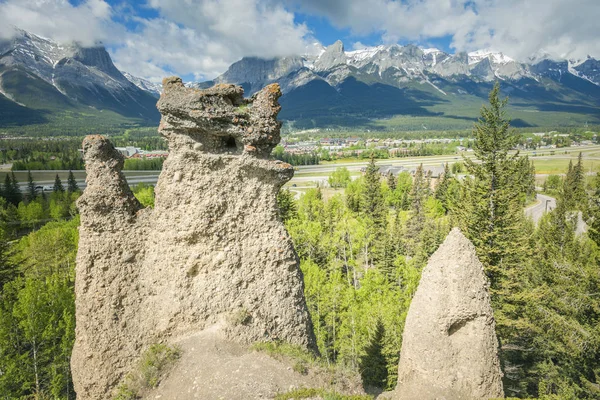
{"left": 1, "top": 0, "right": 598, "bottom": 82}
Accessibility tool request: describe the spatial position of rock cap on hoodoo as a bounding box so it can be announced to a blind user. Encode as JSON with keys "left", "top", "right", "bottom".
{"left": 394, "top": 227, "right": 504, "bottom": 400}
{"left": 157, "top": 76, "right": 283, "bottom": 157}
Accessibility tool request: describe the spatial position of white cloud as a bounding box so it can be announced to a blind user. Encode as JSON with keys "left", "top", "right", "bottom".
{"left": 1, "top": 0, "right": 598, "bottom": 83}
{"left": 290, "top": 0, "right": 600, "bottom": 61}
{"left": 351, "top": 41, "right": 368, "bottom": 50}
{"left": 0, "top": 0, "right": 117, "bottom": 46}
{"left": 0, "top": 0, "right": 316, "bottom": 81}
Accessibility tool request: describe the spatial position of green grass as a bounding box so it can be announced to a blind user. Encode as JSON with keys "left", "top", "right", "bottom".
{"left": 275, "top": 388, "right": 373, "bottom": 400}
{"left": 532, "top": 158, "right": 600, "bottom": 175}
{"left": 114, "top": 343, "right": 181, "bottom": 400}
{"left": 252, "top": 341, "right": 364, "bottom": 397}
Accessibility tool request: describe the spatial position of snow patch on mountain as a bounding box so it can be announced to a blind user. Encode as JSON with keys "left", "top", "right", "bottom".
{"left": 468, "top": 50, "right": 514, "bottom": 65}
{"left": 122, "top": 72, "right": 162, "bottom": 97}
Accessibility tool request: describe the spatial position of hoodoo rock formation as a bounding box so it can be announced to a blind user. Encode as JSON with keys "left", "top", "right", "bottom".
{"left": 393, "top": 228, "right": 504, "bottom": 400}
{"left": 71, "top": 78, "right": 316, "bottom": 399}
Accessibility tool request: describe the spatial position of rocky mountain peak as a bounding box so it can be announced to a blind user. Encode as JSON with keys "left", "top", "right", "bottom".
{"left": 314, "top": 40, "right": 347, "bottom": 71}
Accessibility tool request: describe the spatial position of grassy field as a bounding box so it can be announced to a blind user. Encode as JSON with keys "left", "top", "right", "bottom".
{"left": 531, "top": 158, "right": 600, "bottom": 175}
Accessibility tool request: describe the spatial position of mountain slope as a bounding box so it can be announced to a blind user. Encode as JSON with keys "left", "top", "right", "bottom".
{"left": 194, "top": 41, "right": 600, "bottom": 129}
{"left": 0, "top": 29, "right": 160, "bottom": 132}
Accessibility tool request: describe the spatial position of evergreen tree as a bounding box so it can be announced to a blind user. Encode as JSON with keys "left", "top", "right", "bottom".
{"left": 435, "top": 163, "right": 452, "bottom": 212}
{"left": 362, "top": 156, "right": 386, "bottom": 230}
{"left": 3, "top": 174, "right": 14, "bottom": 204}
{"left": 10, "top": 172, "right": 22, "bottom": 206}
{"left": 0, "top": 227, "right": 16, "bottom": 290}
{"left": 67, "top": 171, "right": 79, "bottom": 193}
{"left": 409, "top": 164, "right": 428, "bottom": 215}
{"left": 457, "top": 82, "right": 526, "bottom": 292}
{"left": 563, "top": 153, "right": 586, "bottom": 210}
{"left": 359, "top": 319, "right": 388, "bottom": 389}
{"left": 53, "top": 174, "right": 65, "bottom": 193}
{"left": 586, "top": 172, "right": 600, "bottom": 247}
{"left": 386, "top": 172, "right": 396, "bottom": 191}
{"left": 277, "top": 188, "right": 298, "bottom": 223}
{"left": 3, "top": 174, "right": 20, "bottom": 206}
{"left": 27, "top": 170, "right": 37, "bottom": 200}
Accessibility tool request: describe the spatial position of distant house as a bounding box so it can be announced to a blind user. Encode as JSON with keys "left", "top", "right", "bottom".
{"left": 115, "top": 146, "right": 140, "bottom": 158}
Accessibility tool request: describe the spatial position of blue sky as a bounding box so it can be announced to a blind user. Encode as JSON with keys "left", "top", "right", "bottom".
{"left": 1, "top": 0, "right": 598, "bottom": 81}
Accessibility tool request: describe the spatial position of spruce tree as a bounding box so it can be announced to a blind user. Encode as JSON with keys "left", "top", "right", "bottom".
{"left": 409, "top": 164, "right": 428, "bottom": 215}
{"left": 386, "top": 172, "right": 396, "bottom": 191}
{"left": 457, "top": 82, "right": 527, "bottom": 293}
{"left": 359, "top": 319, "right": 388, "bottom": 388}
{"left": 362, "top": 155, "right": 386, "bottom": 230}
{"left": 277, "top": 188, "right": 297, "bottom": 223}
{"left": 3, "top": 174, "right": 14, "bottom": 204}
{"left": 67, "top": 171, "right": 79, "bottom": 193}
{"left": 53, "top": 174, "right": 65, "bottom": 193}
{"left": 10, "top": 172, "right": 22, "bottom": 205}
{"left": 563, "top": 154, "right": 585, "bottom": 210}
{"left": 435, "top": 163, "right": 451, "bottom": 212}
{"left": 27, "top": 170, "right": 37, "bottom": 200}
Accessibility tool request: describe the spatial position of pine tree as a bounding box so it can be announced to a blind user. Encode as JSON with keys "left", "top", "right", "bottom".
{"left": 67, "top": 171, "right": 79, "bottom": 193}
{"left": 27, "top": 170, "right": 37, "bottom": 200}
{"left": 53, "top": 175, "right": 65, "bottom": 193}
{"left": 10, "top": 173, "right": 22, "bottom": 205}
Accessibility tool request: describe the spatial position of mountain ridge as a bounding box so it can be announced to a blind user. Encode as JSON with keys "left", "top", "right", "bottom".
{"left": 1, "top": 29, "right": 599, "bottom": 132}
{"left": 0, "top": 28, "right": 160, "bottom": 131}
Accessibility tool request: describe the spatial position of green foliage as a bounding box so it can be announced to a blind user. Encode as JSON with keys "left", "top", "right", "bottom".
{"left": 132, "top": 183, "right": 155, "bottom": 208}
{"left": 115, "top": 343, "right": 181, "bottom": 399}
{"left": 359, "top": 319, "right": 387, "bottom": 388}
{"left": 67, "top": 171, "right": 79, "bottom": 193}
{"left": 562, "top": 153, "right": 586, "bottom": 210}
{"left": 0, "top": 217, "right": 78, "bottom": 399}
{"left": 277, "top": 188, "right": 298, "bottom": 222}
{"left": 53, "top": 174, "right": 65, "bottom": 193}
{"left": 287, "top": 168, "right": 448, "bottom": 389}
{"left": 275, "top": 388, "right": 372, "bottom": 400}
{"left": 329, "top": 167, "right": 352, "bottom": 189}
{"left": 543, "top": 175, "right": 562, "bottom": 194}
{"left": 273, "top": 145, "right": 320, "bottom": 166}
{"left": 123, "top": 157, "right": 165, "bottom": 171}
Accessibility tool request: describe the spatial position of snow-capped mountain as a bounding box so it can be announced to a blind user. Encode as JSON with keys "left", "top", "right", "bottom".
{"left": 194, "top": 40, "right": 567, "bottom": 97}
{"left": 121, "top": 71, "right": 162, "bottom": 98}
{"left": 1, "top": 29, "right": 599, "bottom": 131}
{"left": 0, "top": 28, "right": 159, "bottom": 123}
{"left": 187, "top": 40, "right": 600, "bottom": 128}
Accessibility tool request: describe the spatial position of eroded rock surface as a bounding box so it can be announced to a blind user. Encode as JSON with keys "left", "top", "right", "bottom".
{"left": 393, "top": 228, "right": 504, "bottom": 400}
{"left": 71, "top": 78, "right": 316, "bottom": 399}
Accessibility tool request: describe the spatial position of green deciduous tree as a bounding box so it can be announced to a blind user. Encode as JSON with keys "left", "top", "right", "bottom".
{"left": 329, "top": 167, "right": 351, "bottom": 189}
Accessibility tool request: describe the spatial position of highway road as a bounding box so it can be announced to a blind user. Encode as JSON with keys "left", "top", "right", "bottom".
{"left": 7, "top": 144, "right": 600, "bottom": 193}
{"left": 525, "top": 194, "right": 556, "bottom": 224}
